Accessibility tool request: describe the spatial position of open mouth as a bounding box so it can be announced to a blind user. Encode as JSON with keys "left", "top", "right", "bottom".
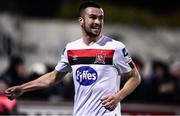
{"left": 90, "top": 25, "right": 101, "bottom": 34}
{"left": 91, "top": 25, "right": 101, "bottom": 29}
{"left": 92, "top": 26, "right": 100, "bottom": 31}
{"left": 93, "top": 26, "right": 100, "bottom": 29}
{"left": 92, "top": 28, "right": 100, "bottom": 30}
{"left": 92, "top": 28, "right": 101, "bottom": 33}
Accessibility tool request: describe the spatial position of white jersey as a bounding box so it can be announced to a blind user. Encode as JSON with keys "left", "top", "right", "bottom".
{"left": 55, "top": 35, "right": 133, "bottom": 116}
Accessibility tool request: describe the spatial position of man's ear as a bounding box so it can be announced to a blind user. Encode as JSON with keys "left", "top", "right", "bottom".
{"left": 78, "top": 17, "right": 84, "bottom": 26}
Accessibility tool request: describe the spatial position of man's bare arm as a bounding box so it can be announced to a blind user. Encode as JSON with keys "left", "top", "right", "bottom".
{"left": 5, "top": 70, "right": 67, "bottom": 100}
{"left": 101, "top": 67, "right": 141, "bottom": 111}
{"left": 20, "top": 70, "right": 67, "bottom": 92}
{"left": 116, "top": 67, "right": 141, "bottom": 101}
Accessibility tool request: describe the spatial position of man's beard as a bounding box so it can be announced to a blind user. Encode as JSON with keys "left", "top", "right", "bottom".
{"left": 83, "top": 23, "right": 101, "bottom": 37}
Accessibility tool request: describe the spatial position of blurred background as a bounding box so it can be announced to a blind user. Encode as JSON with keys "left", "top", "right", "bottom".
{"left": 0, "top": 0, "right": 180, "bottom": 115}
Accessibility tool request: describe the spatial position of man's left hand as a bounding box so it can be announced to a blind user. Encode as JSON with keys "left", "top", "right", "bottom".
{"left": 101, "top": 95, "right": 119, "bottom": 111}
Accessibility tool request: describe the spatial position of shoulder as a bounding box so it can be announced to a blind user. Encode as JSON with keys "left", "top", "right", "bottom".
{"left": 104, "top": 35, "right": 126, "bottom": 49}
{"left": 65, "top": 38, "right": 82, "bottom": 49}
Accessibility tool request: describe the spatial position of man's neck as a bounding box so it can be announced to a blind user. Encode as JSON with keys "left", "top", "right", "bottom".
{"left": 82, "top": 34, "right": 102, "bottom": 46}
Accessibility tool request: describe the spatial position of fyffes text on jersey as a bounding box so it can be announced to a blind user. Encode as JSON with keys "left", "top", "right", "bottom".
{"left": 76, "top": 66, "right": 98, "bottom": 86}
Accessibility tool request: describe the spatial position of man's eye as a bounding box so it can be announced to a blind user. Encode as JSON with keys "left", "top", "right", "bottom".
{"left": 99, "top": 16, "right": 104, "bottom": 20}
{"left": 89, "top": 16, "right": 96, "bottom": 19}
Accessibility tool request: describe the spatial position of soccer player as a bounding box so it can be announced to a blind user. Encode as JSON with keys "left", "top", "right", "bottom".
{"left": 3, "top": 1, "right": 141, "bottom": 116}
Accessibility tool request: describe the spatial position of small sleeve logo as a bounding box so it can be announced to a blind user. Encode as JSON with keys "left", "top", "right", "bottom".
{"left": 122, "top": 48, "right": 129, "bottom": 57}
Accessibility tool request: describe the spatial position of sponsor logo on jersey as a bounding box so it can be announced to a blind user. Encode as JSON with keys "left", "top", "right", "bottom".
{"left": 76, "top": 66, "right": 97, "bottom": 86}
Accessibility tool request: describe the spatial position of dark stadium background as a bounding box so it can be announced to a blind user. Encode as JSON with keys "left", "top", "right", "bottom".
{"left": 0, "top": 0, "right": 180, "bottom": 115}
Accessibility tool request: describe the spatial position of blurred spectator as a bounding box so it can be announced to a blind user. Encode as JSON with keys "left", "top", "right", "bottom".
{"left": 22, "top": 62, "right": 50, "bottom": 100}
{"left": 28, "top": 62, "right": 47, "bottom": 81}
{"left": 0, "top": 54, "right": 27, "bottom": 87}
{"left": 170, "top": 61, "right": 180, "bottom": 103}
{"left": 0, "top": 32, "right": 14, "bottom": 56}
{"left": 146, "top": 60, "right": 176, "bottom": 103}
{"left": 0, "top": 55, "right": 27, "bottom": 115}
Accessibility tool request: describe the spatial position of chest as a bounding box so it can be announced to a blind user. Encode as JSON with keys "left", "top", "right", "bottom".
{"left": 67, "top": 49, "right": 115, "bottom": 65}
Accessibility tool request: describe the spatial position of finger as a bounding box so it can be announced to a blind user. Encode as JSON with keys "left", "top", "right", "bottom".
{"left": 5, "top": 91, "right": 15, "bottom": 97}
{"left": 5, "top": 88, "right": 15, "bottom": 94}
{"left": 104, "top": 99, "right": 117, "bottom": 108}
{"left": 101, "top": 96, "right": 109, "bottom": 101}
{"left": 6, "top": 94, "right": 12, "bottom": 97}
{"left": 104, "top": 102, "right": 116, "bottom": 111}
{"left": 5, "top": 89, "right": 11, "bottom": 94}
{"left": 103, "top": 99, "right": 115, "bottom": 106}
{"left": 101, "top": 96, "right": 112, "bottom": 105}
{"left": 103, "top": 100, "right": 113, "bottom": 107}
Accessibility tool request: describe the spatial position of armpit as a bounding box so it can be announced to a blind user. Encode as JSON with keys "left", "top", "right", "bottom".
{"left": 121, "top": 69, "right": 134, "bottom": 79}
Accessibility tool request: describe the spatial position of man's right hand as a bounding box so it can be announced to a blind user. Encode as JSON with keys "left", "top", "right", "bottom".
{"left": 4, "top": 86, "right": 23, "bottom": 100}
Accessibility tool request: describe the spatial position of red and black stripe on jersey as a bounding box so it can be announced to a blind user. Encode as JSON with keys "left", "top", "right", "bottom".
{"left": 67, "top": 49, "right": 115, "bottom": 65}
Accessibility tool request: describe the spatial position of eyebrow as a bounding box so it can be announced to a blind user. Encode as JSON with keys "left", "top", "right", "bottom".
{"left": 89, "top": 14, "right": 104, "bottom": 17}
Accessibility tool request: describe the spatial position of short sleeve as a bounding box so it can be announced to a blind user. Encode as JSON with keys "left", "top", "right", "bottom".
{"left": 113, "top": 44, "right": 133, "bottom": 74}
{"left": 55, "top": 46, "right": 72, "bottom": 72}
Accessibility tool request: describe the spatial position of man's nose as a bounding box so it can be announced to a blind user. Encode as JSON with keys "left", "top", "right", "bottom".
{"left": 94, "top": 18, "right": 101, "bottom": 25}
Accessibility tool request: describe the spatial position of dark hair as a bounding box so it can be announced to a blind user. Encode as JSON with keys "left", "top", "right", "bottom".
{"left": 7, "top": 54, "right": 24, "bottom": 76}
{"left": 9, "top": 55, "right": 24, "bottom": 67}
{"left": 79, "top": 1, "right": 102, "bottom": 17}
{"left": 152, "top": 60, "right": 169, "bottom": 75}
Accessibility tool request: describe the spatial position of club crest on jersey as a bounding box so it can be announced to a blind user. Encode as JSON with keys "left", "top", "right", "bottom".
{"left": 94, "top": 53, "right": 105, "bottom": 64}
{"left": 76, "top": 66, "right": 98, "bottom": 86}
